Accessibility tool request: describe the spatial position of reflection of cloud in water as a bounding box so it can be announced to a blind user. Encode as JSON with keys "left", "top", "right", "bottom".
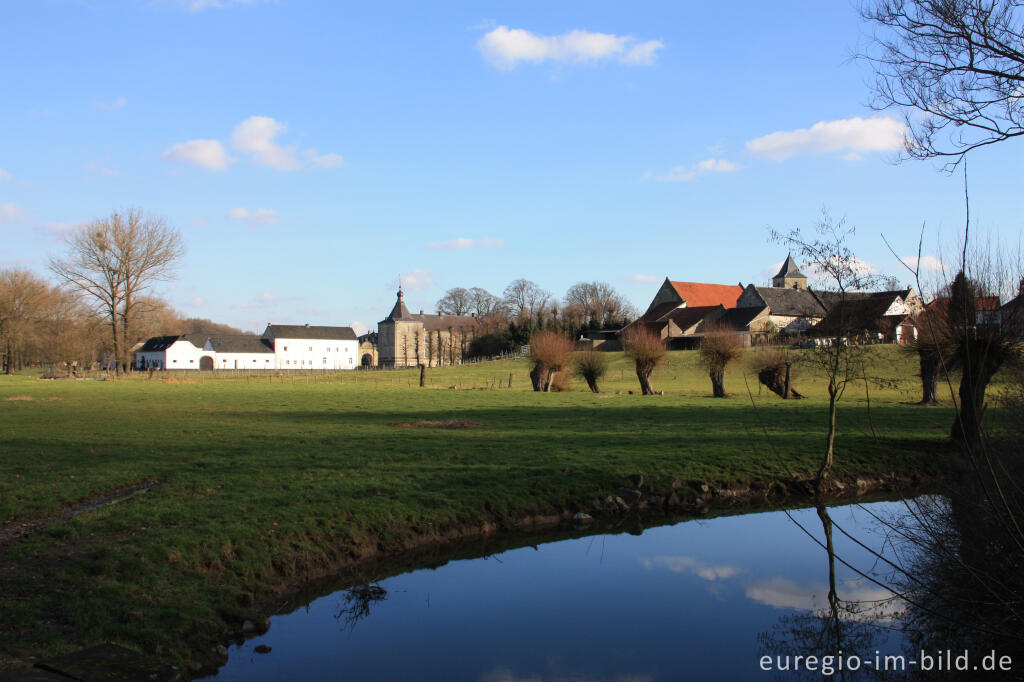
{"left": 481, "top": 667, "right": 652, "bottom": 682}
{"left": 640, "top": 555, "right": 742, "bottom": 581}
{"left": 745, "top": 577, "right": 904, "bottom": 622}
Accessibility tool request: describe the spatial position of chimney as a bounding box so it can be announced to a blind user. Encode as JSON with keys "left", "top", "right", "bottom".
{"left": 305, "top": 323, "right": 310, "bottom": 327}
{"left": 471, "top": 312, "right": 477, "bottom": 317}
{"left": 419, "top": 310, "right": 424, "bottom": 315}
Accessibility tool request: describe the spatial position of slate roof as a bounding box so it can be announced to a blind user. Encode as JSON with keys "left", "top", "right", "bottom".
{"left": 663, "top": 305, "right": 725, "bottom": 332}
{"left": 713, "top": 305, "right": 768, "bottom": 331}
{"left": 773, "top": 254, "right": 806, "bottom": 280}
{"left": 264, "top": 324, "right": 357, "bottom": 341}
{"left": 382, "top": 290, "right": 478, "bottom": 329}
{"left": 812, "top": 289, "right": 913, "bottom": 311}
{"left": 138, "top": 334, "right": 207, "bottom": 351}
{"left": 811, "top": 296, "right": 905, "bottom": 336}
{"left": 138, "top": 335, "right": 181, "bottom": 352}
{"left": 751, "top": 286, "right": 828, "bottom": 317}
{"left": 669, "top": 281, "right": 743, "bottom": 308}
{"left": 207, "top": 335, "right": 274, "bottom": 353}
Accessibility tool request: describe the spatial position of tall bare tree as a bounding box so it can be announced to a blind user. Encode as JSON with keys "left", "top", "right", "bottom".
{"left": 563, "top": 281, "right": 636, "bottom": 328}
{"left": 503, "top": 279, "right": 550, "bottom": 319}
{"left": 436, "top": 287, "right": 473, "bottom": 315}
{"left": 49, "top": 209, "right": 184, "bottom": 374}
{"left": 859, "top": 0, "right": 1024, "bottom": 166}
{"left": 0, "top": 269, "right": 50, "bottom": 374}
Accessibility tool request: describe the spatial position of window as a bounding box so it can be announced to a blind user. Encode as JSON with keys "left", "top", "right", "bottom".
{"left": 189, "top": 359, "right": 194, "bottom": 363}
{"left": 265, "top": 359, "right": 270, "bottom": 363}
{"left": 173, "top": 360, "right": 178, "bottom": 364}
{"left": 283, "top": 346, "right": 288, "bottom": 351}
{"left": 309, "top": 346, "right": 313, "bottom": 351}
{"left": 252, "top": 359, "right": 257, "bottom": 363}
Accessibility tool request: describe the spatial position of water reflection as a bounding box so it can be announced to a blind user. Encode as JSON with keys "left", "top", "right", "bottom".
{"left": 206, "top": 500, "right": 916, "bottom": 681}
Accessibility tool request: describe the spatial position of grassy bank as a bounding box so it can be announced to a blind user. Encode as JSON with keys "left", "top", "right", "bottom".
{"left": 0, "top": 347, "right": 977, "bottom": 671}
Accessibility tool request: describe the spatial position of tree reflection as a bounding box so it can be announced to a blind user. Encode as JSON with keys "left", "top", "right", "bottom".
{"left": 334, "top": 583, "right": 388, "bottom": 632}
{"left": 758, "top": 502, "right": 901, "bottom": 681}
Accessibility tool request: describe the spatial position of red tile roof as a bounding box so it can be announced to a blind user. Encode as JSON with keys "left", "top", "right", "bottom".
{"left": 669, "top": 281, "right": 743, "bottom": 308}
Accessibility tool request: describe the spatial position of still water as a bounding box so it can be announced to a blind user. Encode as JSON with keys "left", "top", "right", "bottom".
{"left": 206, "top": 500, "right": 911, "bottom": 681}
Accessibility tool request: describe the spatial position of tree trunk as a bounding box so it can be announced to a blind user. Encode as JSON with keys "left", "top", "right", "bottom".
{"left": 783, "top": 362, "right": 791, "bottom": 400}
{"left": 758, "top": 366, "right": 802, "bottom": 399}
{"left": 636, "top": 361, "right": 654, "bottom": 395}
{"left": 508, "top": 372, "right": 513, "bottom": 389}
{"left": 419, "top": 363, "right": 426, "bottom": 387}
{"left": 544, "top": 370, "right": 556, "bottom": 392}
{"left": 919, "top": 348, "right": 940, "bottom": 404}
{"left": 817, "top": 380, "right": 839, "bottom": 494}
{"left": 709, "top": 366, "right": 725, "bottom": 398}
{"left": 4, "top": 338, "right": 11, "bottom": 375}
{"left": 530, "top": 363, "right": 545, "bottom": 392}
{"left": 585, "top": 376, "right": 599, "bottom": 393}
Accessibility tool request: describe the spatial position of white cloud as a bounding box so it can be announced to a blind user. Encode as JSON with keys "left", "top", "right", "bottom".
{"left": 189, "top": 297, "right": 205, "bottom": 307}
{"left": 478, "top": 26, "right": 664, "bottom": 70}
{"left": 426, "top": 237, "right": 505, "bottom": 250}
{"left": 0, "top": 204, "right": 25, "bottom": 224}
{"left": 188, "top": 217, "right": 208, "bottom": 229}
{"left": 304, "top": 149, "right": 344, "bottom": 168}
{"left": 93, "top": 96, "right": 127, "bottom": 111}
{"left": 805, "top": 256, "right": 879, "bottom": 280}
{"left": 646, "top": 158, "right": 740, "bottom": 182}
{"left": 350, "top": 321, "right": 367, "bottom": 336}
{"left": 624, "top": 274, "right": 660, "bottom": 283}
{"left": 746, "top": 117, "right": 906, "bottom": 161}
{"left": 400, "top": 269, "right": 436, "bottom": 292}
{"left": 85, "top": 163, "right": 120, "bottom": 177}
{"left": 230, "top": 116, "right": 344, "bottom": 171}
{"left": 228, "top": 207, "right": 279, "bottom": 226}
{"left": 258, "top": 292, "right": 281, "bottom": 302}
{"left": 900, "top": 255, "right": 946, "bottom": 273}
{"left": 641, "top": 556, "right": 742, "bottom": 581}
{"left": 0, "top": 168, "right": 11, "bottom": 181}
{"left": 163, "top": 139, "right": 232, "bottom": 171}
{"left": 230, "top": 116, "right": 301, "bottom": 171}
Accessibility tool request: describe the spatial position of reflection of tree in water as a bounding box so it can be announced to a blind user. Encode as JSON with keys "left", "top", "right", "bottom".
{"left": 758, "top": 503, "right": 903, "bottom": 681}
{"left": 335, "top": 583, "right": 388, "bottom": 632}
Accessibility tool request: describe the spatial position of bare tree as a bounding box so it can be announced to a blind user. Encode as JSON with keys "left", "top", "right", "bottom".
{"left": 772, "top": 211, "right": 894, "bottom": 493}
{"left": 622, "top": 325, "right": 667, "bottom": 395}
{"left": 436, "top": 287, "right": 473, "bottom": 315}
{"left": 698, "top": 325, "right": 744, "bottom": 398}
{"left": 859, "top": 0, "right": 1024, "bottom": 166}
{"left": 49, "top": 209, "right": 184, "bottom": 374}
{"left": 468, "top": 287, "right": 502, "bottom": 317}
{"left": 0, "top": 269, "right": 50, "bottom": 374}
{"left": 563, "top": 281, "right": 636, "bottom": 328}
{"left": 528, "top": 330, "right": 573, "bottom": 392}
{"left": 503, "top": 279, "right": 551, "bottom": 319}
{"left": 573, "top": 350, "right": 608, "bottom": 393}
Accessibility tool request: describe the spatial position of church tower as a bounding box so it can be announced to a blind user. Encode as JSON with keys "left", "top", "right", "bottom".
{"left": 772, "top": 254, "right": 808, "bottom": 290}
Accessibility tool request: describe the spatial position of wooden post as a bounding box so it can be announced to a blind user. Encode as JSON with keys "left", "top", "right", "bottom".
{"left": 783, "top": 361, "right": 791, "bottom": 400}
{"left": 419, "top": 364, "right": 426, "bottom": 387}
{"left": 508, "top": 372, "right": 513, "bottom": 389}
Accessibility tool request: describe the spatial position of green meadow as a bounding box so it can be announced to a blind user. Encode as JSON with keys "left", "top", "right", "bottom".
{"left": 0, "top": 347, "right": 981, "bottom": 670}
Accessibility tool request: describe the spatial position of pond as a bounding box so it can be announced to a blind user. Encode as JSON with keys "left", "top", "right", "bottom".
{"left": 205, "top": 500, "right": 914, "bottom": 681}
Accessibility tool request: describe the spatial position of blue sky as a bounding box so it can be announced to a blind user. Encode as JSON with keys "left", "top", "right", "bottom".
{"left": 2, "top": 0, "right": 1021, "bottom": 333}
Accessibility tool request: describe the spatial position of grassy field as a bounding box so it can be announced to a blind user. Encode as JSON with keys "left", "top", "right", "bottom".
{"left": 0, "top": 346, "right": 989, "bottom": 670}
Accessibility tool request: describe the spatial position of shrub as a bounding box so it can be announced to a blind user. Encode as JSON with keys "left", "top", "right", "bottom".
{"left": 528, "top": 330, "right": 574, "bottom": 392}
{"left": 749, "top": 348, "right": 801, "bottom": 399}
{"left": 698, "top": 327, "right": 744, "bottom": 398}
{"left": 573, "top": 350, "right": 607, "bottom": 394}
{"left": 621, "top": 325, "right": 667, "bottom": 395}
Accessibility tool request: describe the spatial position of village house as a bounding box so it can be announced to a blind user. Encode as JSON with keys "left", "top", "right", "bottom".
{"left": 375, "top": 288, "right": 481, "bottom": 368}
{"left": 809, "top": 294, "right": 919, "bottom": 344}
{"left": 135, "top": 323, "right": 359, "bottom": 370}
{"left": 626, "top": 255, "right": 924, "bottom": 345}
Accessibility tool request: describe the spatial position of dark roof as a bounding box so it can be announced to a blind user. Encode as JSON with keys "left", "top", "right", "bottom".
{"left": 403, "top": 312, "right": 479, "bottom": 331}
{"left": 663, "top": 305, "right": 724, "bottom": 331}
{"left": 386, "top": 290, "right": 413, "bottom": 320}
{"left": 207, "top": 335, "right": 274, "bottom": 353}
{"left": 714, "top": 305, "right": 767, "bottom": 331}
{"left": 138, "top": 335, "right": 181, "bottom": 352}
{"left": 773, "top": 254, "right": 806, "bottom": 280}
{"left": 642, "top": 302, "right": 682, "bottom": 323}
{"left": 264, "top": 324, "right": 357, "bottom": 341}
{"left": 812, "top": 289, "right": 913, "bottom": 311}
{"left": 811, "top": 296, "right": 904, "bottom": 336}
{"left": 753, "top": 287, "right": 828, "bottom": 317}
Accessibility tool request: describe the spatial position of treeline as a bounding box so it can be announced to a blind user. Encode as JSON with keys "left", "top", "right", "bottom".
{"left": 0, "top": 267, "right": 245, "bottom": 374}
{"left": 435, "top": 279, "right": 638, "bottom": 358}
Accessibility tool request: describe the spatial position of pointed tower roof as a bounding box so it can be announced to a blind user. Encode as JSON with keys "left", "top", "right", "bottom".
{"left": 773, "top": 254, "right": 806, "bottom": 280}
{"left": 386, "top": 288, "right": 412, "bottom": 320}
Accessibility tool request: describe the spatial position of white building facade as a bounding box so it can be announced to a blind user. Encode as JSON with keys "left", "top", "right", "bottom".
{"left": 135, "top": 324, "right": 359, "bottom": 371}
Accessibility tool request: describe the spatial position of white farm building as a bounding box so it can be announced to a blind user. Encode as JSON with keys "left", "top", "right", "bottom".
{"left": 135, "top": 324, "right": 359, "bottom": 371}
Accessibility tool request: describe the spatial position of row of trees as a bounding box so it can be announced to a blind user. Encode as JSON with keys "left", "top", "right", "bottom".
{"left": 437, "top": 280, "right": 638, "bottom": 359}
